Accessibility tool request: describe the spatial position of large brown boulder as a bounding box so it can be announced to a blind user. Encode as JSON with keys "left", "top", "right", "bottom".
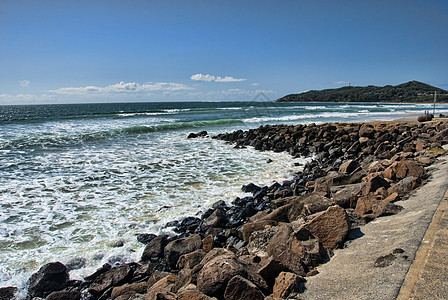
{"left": 111, "top": 282, "right": 148, "bottom": 300}
{"left": 286, "top": 193, "right": 333, "bottom": 222}
{"left": 145, "top": 275, "right": 177, "bottom": 300}
{"left": 363, "top": 175, "right": 390, "bottom": 194}
{"left": 267, "top": 225, "right": 328, "bottom": 275}
{"left": 177, "top": 249, "right": 205, "bottom": 270}
{"left": 26, "top": 262, "right": 69, "bottom": 299}
{"left": 303, "top": 205, "right": 349, "bottom": 250}
{"left": 164, "top": 234, "right": 202, "bottom": 268}
{"left": 257, "top": 258, "right": 291, "bottom": 290}
{"left": 241, "top": 220, "right": 278, "bottom": 242}
{"left": 224, "top": 275, "right": 265, "bottom": 300}
{"left": 339, "top": 159, "right": 360, "bottom": 174}
{"left": 177, "top": 284, "right": 217, "bottom": 300}
{"left": 359, "top": 124, "right": 375, "bottom": 138}
{"left": 272, "top": 272, "right": 306, "bottom": 298}
{"left": 355, "top": 194, "right": 383, "bottom": 216}
{"left": 383, "top": 160, "right": 425, "bottom": 181}
{"left": 89, "top": 264, "right": 134, "bottom": 296}
{"left": 196, "top": 256, "right": 246, "bottom": 298}
{"left": 45, "top": 290, "right": 81, "bottom": 300}
{"left": 331, "top": 182, "right": 366, "bottom": 208}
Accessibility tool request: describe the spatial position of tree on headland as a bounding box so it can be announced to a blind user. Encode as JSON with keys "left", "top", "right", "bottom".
{"left": 276, "top": 81, "right": 448, "bottom": 103}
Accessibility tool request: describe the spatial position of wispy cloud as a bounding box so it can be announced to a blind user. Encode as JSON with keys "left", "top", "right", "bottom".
{"left": 19, "top": 80, "right": 30, "bottom": 88}
{"left": 49, "top": 81, "right": 193, "bottom": 95}
{"left": 333, "top": 80, "right": 350, "bottom": 85}
{"left": 190, "top": 73, "right": 246, "bottom": 83}
{"left": 250, "top": 83, "right": 260, "bottom": 86}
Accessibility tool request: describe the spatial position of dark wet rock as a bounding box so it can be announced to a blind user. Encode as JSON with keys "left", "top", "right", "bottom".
{"left": 224, "top": 275, "right": 265, "bottom": 300}
{"left": 136, "top": 233, "right": 157, "bottom": 245}
{"left": 0, "top": 287, "right": 18, "bottom": 300}
{"left": 339, "top": 159, "right": 360, "bottom": 174}
{"left": 88, "top": 264, "right": 134, "bottom": 296}
{"left": 26, "top": 262, "right": 69, "bottom": 299}
{"left": 201, "top": 209, "right": 228, "bottom": 232}
{"left": 141, "top": 235, "right": 168, "bottom": 262}
{"left": 242, "top": 183, "right": 262, "bottom": 194}
{"left": 84, "top": 263, "right": 112, "bottom": 281}
{"left": 66, "top": 257, "right": 87, "bottom": 271}
{"left": 45, "top": 290, "right": 81, "bottom": 300}
{"left": 188, "top": 131, "right": 208, "bottom": 138}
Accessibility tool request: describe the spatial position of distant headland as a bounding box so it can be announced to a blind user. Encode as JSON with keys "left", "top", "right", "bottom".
{"left": 276, "top": 81, "right": 448, "bottom": 103}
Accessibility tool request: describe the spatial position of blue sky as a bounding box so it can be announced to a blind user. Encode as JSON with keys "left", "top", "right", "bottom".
{"left": 1, "top": 0, "right": 447, "bottom": 104}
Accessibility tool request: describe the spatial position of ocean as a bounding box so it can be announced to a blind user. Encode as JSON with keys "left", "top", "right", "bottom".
{"left": 1, "top": 100, "right": 447, "bottom": 289}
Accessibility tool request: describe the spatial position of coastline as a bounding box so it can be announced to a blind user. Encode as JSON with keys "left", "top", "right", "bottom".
{"left": 3, "top": 115, "right": 448, "bottom": 300}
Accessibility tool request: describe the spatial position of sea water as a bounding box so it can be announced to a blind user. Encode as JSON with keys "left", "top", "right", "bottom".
{"left": 1, "top": 101, "right": 447, "bottom": 289}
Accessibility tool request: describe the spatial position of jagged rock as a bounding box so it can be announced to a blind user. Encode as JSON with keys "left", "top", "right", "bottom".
{"left": 45, "top": 290, "right": 81, "bottom": 300}
{"left": 0, "top": 287, "right": 18, "bottom": 300}
{"left": 192, "top": 248, "right": 236, "bottom": 274}
{"left": 257, "top": 258, "right": 291, "bottom": 290}
{"left": 177, "top": 249, "right": 205, "bottom": 270}
{"left": 247, "top": 226, "right": 280, "bottom": 258}
{"left": 164, "top": 234, "right": 202, "bottom": 268}
{"left": 285, "top": 193, "right": 333, "bottom": 222}
{"left": 331, "top": 182, "right": 366, "bottom": 208}
{"left": 314, "top": 172, "right": 350, "bottom": 196}
{"left": 146, "top": 275, "right": 177, "bottom": 300}
{"left": 272, "top": 272, "right": 306, "bottom": 298}
{"left": 201, "top": 209, "right": 228, "bottom": 232}
{"left": 177, "top": 284, "right": 217, "bottom": 300}
{"left": 359, "top": 124, "right": 376, "bottom": 138}
{"left": 339, "top": 159, "right": 360, "bottom": 174}
{"left": 241, "top": 220, "right": 277, "bottom": 242}
{"left": 196, "top": 256, "right": 246, "bottom": 298}
{"left": 224, "top": 275, "right": 265, "bottom": 300}
{"left": 303, "top": 205, "right": 349, "bottom": 250}
{"left": 141, "top": 236, "right": 168, "bottom": 262}
{"left": 267, "top": 225, "right": 328, "bottom": 275}
{"left": 388, "top": 176, "right": 415, "bottom": 196}
{"left": 383, "top": 160, "right": 425, "bottom": 181}
{"left": 381, "top": 192, "right": 400, "bottom": 203}
{"left": 111, "top": 282, "right": 148, "bottom": 300}
{"left": 26, "top": 262, "right": 69, "bottom": 298}
{"left": 355, "top": 194, "right": 383, "bottom": 216}
{"left": 89, "top": 264, "right": 133, "bottom": 296}
{"left": 372, "top": 202, "right": 403, "bottom": 217}
{"left": 259, "top": 204, "right": 291, "bottom": 223}
{"left": 364, "top": 175, "right": 390, "bottom": 194}
{"left": 201, "top": 235, "right": 214, "bottom": 253}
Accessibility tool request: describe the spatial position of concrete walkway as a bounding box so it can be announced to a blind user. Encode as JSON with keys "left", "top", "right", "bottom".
{"left": 300, "top": 156, "right": 448, "bottom": 300}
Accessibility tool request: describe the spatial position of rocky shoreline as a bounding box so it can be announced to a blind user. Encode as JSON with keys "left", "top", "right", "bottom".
{"left": 2, "top": 119, "right": 448, "bottom": 300}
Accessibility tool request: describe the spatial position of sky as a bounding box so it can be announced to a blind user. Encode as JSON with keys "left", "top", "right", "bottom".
{"left": 0, "top": 0, "right": 447, "bottom": 104}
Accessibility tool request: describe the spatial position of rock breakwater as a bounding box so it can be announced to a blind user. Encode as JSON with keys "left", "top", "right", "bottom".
{"left": 3, "top": 120, "right": 448, "bottom": 300}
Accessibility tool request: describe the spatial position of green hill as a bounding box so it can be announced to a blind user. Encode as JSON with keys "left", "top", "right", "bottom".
{"left": 276, "top": 81, "right": 448, "bottom": 103}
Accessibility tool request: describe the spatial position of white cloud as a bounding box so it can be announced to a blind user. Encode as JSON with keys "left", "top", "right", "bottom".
{"left": 250, "top": 83, "right": 260, "bottom": 86}
{"left": 19, "top": 80, "right": 30, "bottom": 88}
{"left": 333, "top": 81, "right": 350, "bottom": 85}
{"left": 190, "top": 73, "right": 246, "bottom": 83}
{"left": 49, "top": 81, "right": 193, "bottom": 95}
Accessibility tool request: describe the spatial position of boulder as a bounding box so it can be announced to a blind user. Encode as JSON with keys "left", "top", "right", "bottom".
{"left": 383, "top": 160, "right": 425, "bottom": 181}
{"left": 257, "top": 258, "right": 291, "bottom": 290}
{"left": 364, "top": 175, "right": 390, "bottom": 194}
{"left": 145, "top": 275, "right": 177, "bottom": 300}
{"left": 241, "top": 220, "right": 277, "bottom": 242}
{"left": 177, "top": 284, "right": 217, "bottom": 300}
{"left": 196, "top": 256, "right": 246, "bottom": 298}
{"left": 303, "top": 205, "right": 349, "bottom": 250}
{"left": 359, "top": 124, "right": 375, "bottom": 138}
{"left": 372, "top": 202, "right": 403, "bottom": 217}
{"left": 201, "top": 235, "right": 214, "bottom": 253}
{"left": 224, "top": 275, "right": 265, "bottom": 300}
{"left": 355, "top": 194, "right": 383, "bottom": 216}
{"left": 339, "top": 159, "right": 360, "bottom": 174}
{"left": 177, "top": 249, "right": 205, "bottom": 270}
{"left": 201, "top": 209, "right": 228, "bottom": 231}
{"left": 267, "top": 225, "right": 328, "bottom": 275}
{"left": 141, "top": 236, "right": 168, "bottom": 261}
{"left": 45, "top": 290, "right": 81, "bottom": 300}
{"left": 111, "top": 282, "right": 148, "bottom": 300}
{"left": 388, "top": 176, "right": 415, "bottom": 196}
{"left": 192, "top": 248, "right": 236, "bottom": 274}
{"left": 0, "top": 287, "right": 18, "bottom": 300}
{"left": 89, "top": 264, "right": 133, "bottom": 296}
{"left": 331, "top": 182, "right": 366, "bottom": 208}
{"left": 247, "top": 226, "right": 280, "bottom": 257}
{"left": 26, "top": 262, "right": 69, "bottom": 298}
{"left": 272, "top": 272, "right": 306, "bottom": 298}
{"left": 381, "top": 192, "right": 400, "bottom": 203}
{"left": 164, "top": 234, "right": 202, "bottom": 268}
{"left": 286, "top": 193, "right": 332, "bottom": 222}
{"left": 259, "top": 204, "right": 291, "bottom": 223}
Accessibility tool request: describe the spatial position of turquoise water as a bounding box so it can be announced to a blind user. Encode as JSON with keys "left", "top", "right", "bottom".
{"left": 1, "top": 101, "right": 447, "bottom": 289}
